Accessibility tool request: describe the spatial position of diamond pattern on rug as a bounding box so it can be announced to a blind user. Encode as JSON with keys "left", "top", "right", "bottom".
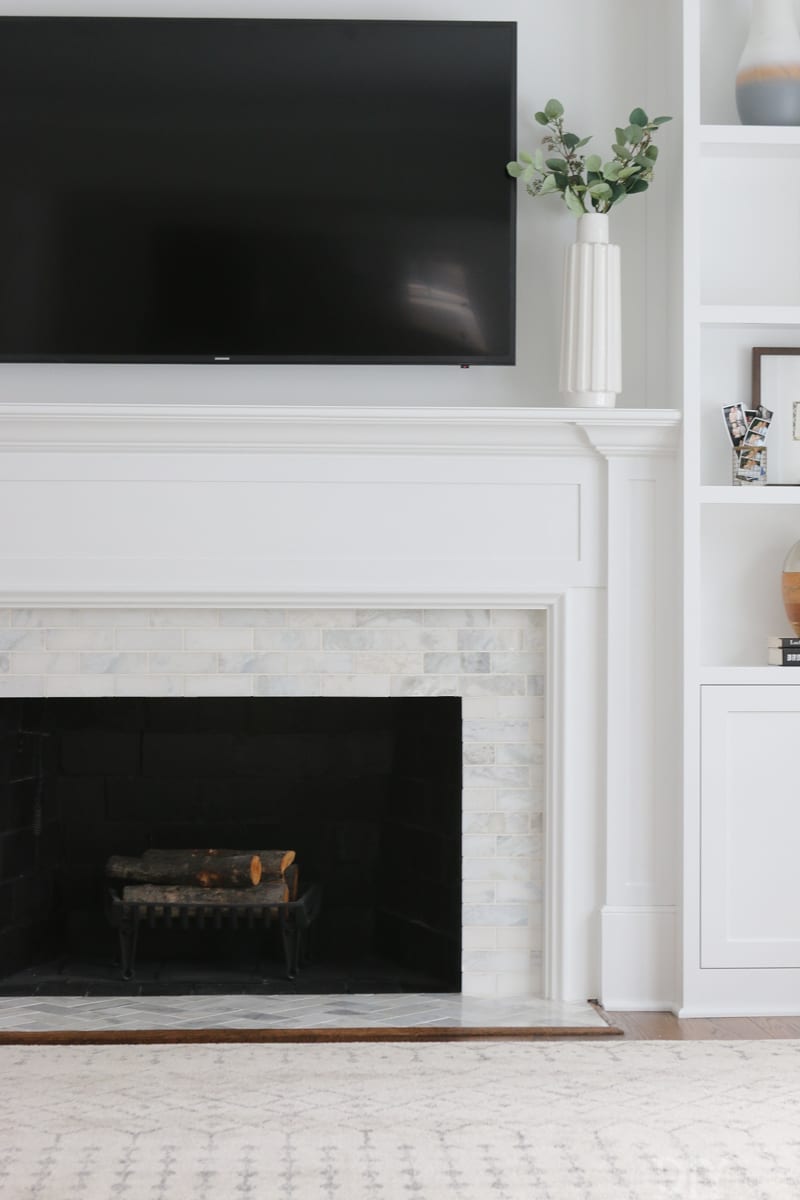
{"left": 1, "top": 1040, "right": 800, "bottom": 1198}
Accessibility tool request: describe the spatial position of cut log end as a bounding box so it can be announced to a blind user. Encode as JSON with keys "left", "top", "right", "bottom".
{"left": 184, "top": 849, "right": 295, "bottom": 876}
{"left": 142, "top": 848, "right": 295, "bottom": 878}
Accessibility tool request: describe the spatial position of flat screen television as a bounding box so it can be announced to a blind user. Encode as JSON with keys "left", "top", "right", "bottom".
{"left": 0, "top": 17, "right": 516, "bottom": 365}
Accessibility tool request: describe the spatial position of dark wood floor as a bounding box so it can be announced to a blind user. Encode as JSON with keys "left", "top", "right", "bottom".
{"left": 604, "top": 1010, "right": 800, "bottom": 1040}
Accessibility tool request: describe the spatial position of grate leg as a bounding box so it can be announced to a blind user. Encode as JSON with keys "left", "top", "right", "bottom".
{"left": 118, "top": 917, "right": 139, "bottom": 981}
{"left": 279, "top": 913, "right": 300, "bottom": 980}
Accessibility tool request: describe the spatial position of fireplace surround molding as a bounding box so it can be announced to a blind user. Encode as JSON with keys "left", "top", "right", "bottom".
{"left": 0, "top": 403, "right": 681, "bottom": 1009}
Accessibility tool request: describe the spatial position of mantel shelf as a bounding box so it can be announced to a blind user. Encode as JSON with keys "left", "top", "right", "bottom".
{"left": 0, "top": 403, "right": 682, "bottom": 457}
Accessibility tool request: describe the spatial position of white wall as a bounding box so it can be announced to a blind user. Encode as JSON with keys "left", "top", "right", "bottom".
{"left": 0, "top": 0, "right": 677, "bottom": 408}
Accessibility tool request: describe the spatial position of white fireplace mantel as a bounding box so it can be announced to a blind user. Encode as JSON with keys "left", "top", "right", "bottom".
{"left": 0, "top": 402, "right": 680, "bottom": 457}
{"left": 0, "top": 402, "right": 680, "bottom": 1011}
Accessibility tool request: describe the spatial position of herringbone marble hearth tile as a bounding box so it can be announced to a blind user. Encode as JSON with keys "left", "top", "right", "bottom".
{"left": 0, "top": 993, "right": 607, "bottom": 1032}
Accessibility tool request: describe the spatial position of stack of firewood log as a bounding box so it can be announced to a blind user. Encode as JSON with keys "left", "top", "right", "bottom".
{"left": 105, "top": 848, "right": 298, "bottom": 907}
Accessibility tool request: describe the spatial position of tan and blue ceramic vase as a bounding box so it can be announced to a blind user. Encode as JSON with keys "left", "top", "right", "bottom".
{"left": 736, "top": 0, "right": 800, "bottom": 125}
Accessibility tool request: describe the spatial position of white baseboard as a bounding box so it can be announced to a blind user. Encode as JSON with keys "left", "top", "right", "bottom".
{"left": 600, "top": 905, "right": 676, "bottom": 1011}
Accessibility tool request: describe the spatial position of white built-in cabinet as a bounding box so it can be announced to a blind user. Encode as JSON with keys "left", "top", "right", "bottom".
{"left": 683, "top": 0, "right": 800, "bottom": 1014}
{"left": 701, "top": 687, "right": 800, "bottom": 971}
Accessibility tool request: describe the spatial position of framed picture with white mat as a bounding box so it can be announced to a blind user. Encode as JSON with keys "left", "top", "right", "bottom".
{"left": 753, "top": 347, "right": 800, "bottom": 486}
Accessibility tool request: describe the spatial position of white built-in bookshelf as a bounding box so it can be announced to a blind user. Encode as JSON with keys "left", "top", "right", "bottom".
{"left": 683, "top": 0, "right": 800, "bottom": 1015}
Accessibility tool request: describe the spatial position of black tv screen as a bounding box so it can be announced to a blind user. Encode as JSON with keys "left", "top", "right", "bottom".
{"left": 0, "top": 18, "right": 516, "bottom": 365}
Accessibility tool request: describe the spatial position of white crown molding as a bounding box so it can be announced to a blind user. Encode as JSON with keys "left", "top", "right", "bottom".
{"left": 0, "top": 403, "right": 681, "bottom": 456}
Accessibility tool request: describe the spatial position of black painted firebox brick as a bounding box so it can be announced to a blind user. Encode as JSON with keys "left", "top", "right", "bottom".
{"left": 0, "top": 697, "right": 462, "bottom": 992}
{"left": 0, "top": 700, "right": 56, "bottom": 974}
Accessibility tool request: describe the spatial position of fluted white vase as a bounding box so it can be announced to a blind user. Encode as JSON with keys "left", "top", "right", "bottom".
{"left": 559, "top": 212, "right": 621, "bottom": 408}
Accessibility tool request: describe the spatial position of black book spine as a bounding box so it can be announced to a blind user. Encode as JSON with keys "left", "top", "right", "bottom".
{"left": 769, "top": 649, "right": 800, "bottom": 665}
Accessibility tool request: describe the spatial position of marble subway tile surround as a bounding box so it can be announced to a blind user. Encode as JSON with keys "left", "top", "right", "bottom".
{"left": 0, "top": 607, "right": 545, "bottom": 997}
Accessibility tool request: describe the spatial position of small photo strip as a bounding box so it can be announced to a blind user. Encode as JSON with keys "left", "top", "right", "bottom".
{"left": 723, "top": 403, "right": 748, "bottom": 447}
{"left": 742, "top": 416, "right": 770, "bottom": 447}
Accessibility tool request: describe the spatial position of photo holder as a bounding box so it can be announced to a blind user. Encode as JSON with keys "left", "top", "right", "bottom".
{"left": 723, "top": 400, "right": 772, "bottom": 485}
{"left": 732, "top": 446, "right": 767, "bottom": 486}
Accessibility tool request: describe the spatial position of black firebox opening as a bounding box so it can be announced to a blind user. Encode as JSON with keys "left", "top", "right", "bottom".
{"left": 0, "top": 697, "right": 462, "bottom": 995}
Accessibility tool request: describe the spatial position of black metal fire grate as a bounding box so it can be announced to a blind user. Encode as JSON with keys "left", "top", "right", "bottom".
{"left": 106, "top": 883, "right": 323, "bottom": 983}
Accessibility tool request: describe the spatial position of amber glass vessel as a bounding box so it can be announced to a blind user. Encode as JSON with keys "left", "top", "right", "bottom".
{"left": 782, "top": 541, "right": 800, "bottom": 634}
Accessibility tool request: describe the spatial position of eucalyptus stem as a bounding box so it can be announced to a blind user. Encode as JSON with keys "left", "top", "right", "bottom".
{"left": 507, "top": 100, "right": 671, "bottom": 218}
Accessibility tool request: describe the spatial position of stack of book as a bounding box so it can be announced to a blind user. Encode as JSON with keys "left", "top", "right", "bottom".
{"left": 768, "top": 636, "right": 800, "bottom": 665}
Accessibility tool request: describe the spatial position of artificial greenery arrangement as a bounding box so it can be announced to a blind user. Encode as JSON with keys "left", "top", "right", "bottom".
{"left": 507, "top": 100, "right": 671, "bottom": 216}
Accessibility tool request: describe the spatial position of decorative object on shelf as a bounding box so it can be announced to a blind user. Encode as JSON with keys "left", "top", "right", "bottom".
{"left": 736, "top": 0, "right": 800, "bottom": 126}
{"left": 507, "top": 101, "right": 671, "bottom": 409}
{"left": 751, "top": 346, "right": 800, "bottom": 482}
{"left": 559, "top": 214, "right": 620, "bottom": 408}
{"left": 782, "top": 540, "right": 800, "bottom": 634}
{"left": 731, "top": 445, "right": 768, "bottom": 484}
{"left": 722, "top": 401, "right": 772, "bottom": 484}
{"left": 767, "top": 635, "right": 800, "bottom": 664}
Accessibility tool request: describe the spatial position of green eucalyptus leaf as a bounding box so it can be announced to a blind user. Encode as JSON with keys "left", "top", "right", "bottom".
{"left": 613, "top": 144, "right": 630, "bottom": 159}
{"left": 618, "top": 165, "right": 640, "bottom": 179}
{"left": 576, "top": 136, "right": 592, "bottom": 148}
{"left": 506, "top": 162, "right": 523, "bottom": 178}
{"left": 645, "top": 144, "right": 659, "bottom": 160}
{"left": 539, "top": 173, "right": 558, "bottom": 194}
{"left": 603, "top": 162, "right": 622, "bottom": 181}
{"left": 588, "top": 182, "right": 613, "bottom": 198}
{"left": 634, "top": 154, "right": 652, "bottom": 168}
{"left": 653, "top": 115, "right": 672, "bottom": 125}
{"left": 546, "top": 157, "right": 568, "bottom": 172}
{"left": 535, "top": 111, "right": 549, "bottom": 125}
{"left": 563, "top": 132, "right": 580, "bottom": 149}
{"left": 629, "top": 107, "right": 649, "bottom": 127}
{"left": 585, "top": 154, "right": 603, "bottom": 172}
{"left": 615, "top": 127, "right": 627, "bottom": 145}
{"left": 564, "top": 187, "right": 585, "bottom": 217}
{"left": 545, "top": 98, "right": 564, "bottom": 119}
{"left": 521, "top": 165, "right": 536, "bottom": 183}
{"left": 518, "top": 150, "right": 533, "bottom": 164}
{"left": 628, "top": 178, "right": 649, "bottom": 193}
{"left": 626, "top": 124, "right": 645, "bottom": 143}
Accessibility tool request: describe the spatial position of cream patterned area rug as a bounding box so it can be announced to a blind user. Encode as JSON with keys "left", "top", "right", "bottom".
{"left": 2, "top": 1039, "right": 800, "bottom": 1199}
